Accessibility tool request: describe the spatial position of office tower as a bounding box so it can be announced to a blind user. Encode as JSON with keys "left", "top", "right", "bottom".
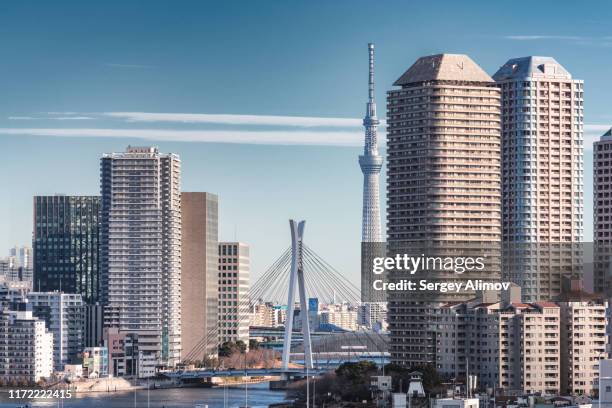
{"left": 386, "top": 54, "right": 502, "bottom": 366}
{"left": 493, "top": 57, "right": 584, "bottom": 300}
{"left": 218, "top": 242, "right": 250, "bottom": 346}
{"left": 594, "top": 128, "right": 612, "bottom": 294}
{"left": 33, "top": 195, "right": 100, "bottom": 303}
{"left": 360, "top": 43, "right": 385, "bottom": 304}
{"left": 0, "top": 304, "right": 53, "bottom": 383}
{"left": 180, "top": 192, "right": 219, "bottom": 362}
{"left": 101, "top": 146, "right": 182, "bottom": 372}
{"left": 27, "top": 292, "right": 84, "bottom": 371}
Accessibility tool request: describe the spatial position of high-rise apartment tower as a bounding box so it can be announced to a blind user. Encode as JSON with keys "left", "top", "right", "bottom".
{"left": 100, "top": 146, "right": 182, "bottom": 371}
{"left": 386, "top": 54, "right": 502, "bottom": 366}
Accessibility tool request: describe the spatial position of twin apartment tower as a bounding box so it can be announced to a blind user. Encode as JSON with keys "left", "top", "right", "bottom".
{"left": 381, "top": 53, "right": 584, "bottom": 367}
{"left": 33, "top": 147, "right": 247, "bottom": 374}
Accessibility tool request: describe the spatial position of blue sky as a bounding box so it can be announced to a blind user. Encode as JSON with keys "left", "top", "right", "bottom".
{"left": 1, "top": 1, "right": 611, "bottom": 284}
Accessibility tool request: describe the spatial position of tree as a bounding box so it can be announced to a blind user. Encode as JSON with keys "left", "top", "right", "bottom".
{"left": 249, "top": 339, "right": 260, "bottom": 350}
{"left": 218, "top": 341, "right": 239, "bottom": 357}
{"left": 235, "top": 340, "right": 247, "bottom": 353}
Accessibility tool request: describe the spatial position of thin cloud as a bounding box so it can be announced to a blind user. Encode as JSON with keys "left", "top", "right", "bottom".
{"left": 52, "top": 116, "right": 95, "bottom": 120}
{"left": 0, "top": 127, "right": 363, "bottom": 147}
{"left": 503, "top": 35, "right": 612, "bottom": 47}
{"left": 8, "top": 115, "right": 94, "bottom": 121}
{"left": 504, "top": 35, "right": 584, "bottom": 41}
{"left": 104, "top": 112, "right": 365, "bottom": 128}
{"left": 8, "top": 116, "right": 39, "bottom": 120}
{"left": 105, "top": 63, "right": 154, "bottom": 69}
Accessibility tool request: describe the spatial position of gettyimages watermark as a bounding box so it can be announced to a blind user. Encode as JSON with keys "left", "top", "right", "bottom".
{"left": 361, "top": 242, "right": 608, "bottom": 302}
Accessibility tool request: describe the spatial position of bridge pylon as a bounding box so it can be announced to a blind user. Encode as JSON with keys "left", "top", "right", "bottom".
{"left": 281, "top": 219, "right": 313, "bottom": 371}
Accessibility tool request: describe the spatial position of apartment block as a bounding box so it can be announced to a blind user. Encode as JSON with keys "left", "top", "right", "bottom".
{"left": 218, "top": 242, "right": 250, "bottom": 346}
{"left": 493, "top": 57, "right": 584, "bottom": 301}
{"left": 27, "top": 292, "right": 84, "bottom": 371}
{"left": 101, "top": 146, "right": 182, "bottom": 371}
{"left": 436, "top": 299, "right": 596, "bottom": 395}
{"left": 386, "top": 53, "right": 501, "bottom": 366}
{"left": 0, "top": 305, "right": 53, "bottom": 383}
{"left": 558, "top": 294, "right": 608, "bottom": 396}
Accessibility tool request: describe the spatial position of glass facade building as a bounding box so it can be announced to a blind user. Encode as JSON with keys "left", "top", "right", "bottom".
{"left": 33, "top": 195, "right": 101, "bottom": 303}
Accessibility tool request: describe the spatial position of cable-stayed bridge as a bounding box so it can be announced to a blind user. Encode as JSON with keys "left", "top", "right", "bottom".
{"left": 171, "top": 220, "right": 388, "bottom": 381}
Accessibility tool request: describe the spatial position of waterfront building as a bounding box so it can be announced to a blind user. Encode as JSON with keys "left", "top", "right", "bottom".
{"left": 0, "top": 304, "right": 53, "bottom": 383}
{"left": 493, "top": 57, "right": 584, "bottom": 300}
{"left": 386, "top": 54, "right": 502, "bottom": 366}
{"left": 218, "top": 242, "right": 250, "bottom": 346}
{"left": 26, "top": 291, "right": 84, "bottom": 371}
{"left": 33, "top": 195, "right": 100, "bottom": 303}
{"left": 180, "top": 192, "right": 219, "bottom": 362}
{"left": 82, "top": 347, "right": 109, "bottom": 378}
{"left": 100, "top": 146, "right": 182, "bottom": 371}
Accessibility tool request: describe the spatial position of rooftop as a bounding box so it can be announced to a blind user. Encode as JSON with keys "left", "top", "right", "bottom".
{"left": 393, "top": 54, "right": 493, "bottom": 86}
{"left": 492, "top": 56, "right": 573, "bottom": 81}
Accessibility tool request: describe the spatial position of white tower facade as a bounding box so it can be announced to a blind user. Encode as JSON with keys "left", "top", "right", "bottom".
{"left": 359, "top": 43, "right": 383, "bottom": 243}
{"left": 101, "top": 146, "right": 182, "bottom": 371}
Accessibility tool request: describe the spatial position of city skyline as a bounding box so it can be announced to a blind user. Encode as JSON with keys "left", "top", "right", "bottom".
{"left": 2, "top": 1, "right": 612, "bottom": 283}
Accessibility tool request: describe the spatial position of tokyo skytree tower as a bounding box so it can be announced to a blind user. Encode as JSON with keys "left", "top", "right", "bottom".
{"left": 359, "top": 43, "right": 383, "bottom": 243}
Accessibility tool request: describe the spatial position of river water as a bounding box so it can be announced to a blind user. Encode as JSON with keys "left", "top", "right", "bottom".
{"left": 0, "top": 383, "right": 290, "bottom": 408}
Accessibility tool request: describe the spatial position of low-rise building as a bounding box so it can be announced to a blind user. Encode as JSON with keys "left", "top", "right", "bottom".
{"left": 27, "top": 292, "right": 84, "bottom": 371}
{"left": 83, "top": 347, "right": 108, "bottom": 378}
{"left": 0, "top": 304, "right": 53, "bottom": 383}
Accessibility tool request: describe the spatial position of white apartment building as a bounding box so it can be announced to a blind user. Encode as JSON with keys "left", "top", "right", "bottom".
{"left": 559, "top": 296, "right": 608, "bottom": 396}
{"left": 26, "top": 292, "right": 84, "bottom": 371}
{"left": 493, "top": 57, "right": 584, "bottom": 301}
{"left": 101, "top": 146, "right": 182, "bottom": 370}
{"left": 319, "top": 303, "right": 358, "bottom": 331}
{"left": 436, "top": 298, "right": 608, "bottom": 396}
{"left": 218, "top": 242, "right": 250, "bottom": 346}
{"left": 0, "top": 306, "right": 53, "bottom": 382}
